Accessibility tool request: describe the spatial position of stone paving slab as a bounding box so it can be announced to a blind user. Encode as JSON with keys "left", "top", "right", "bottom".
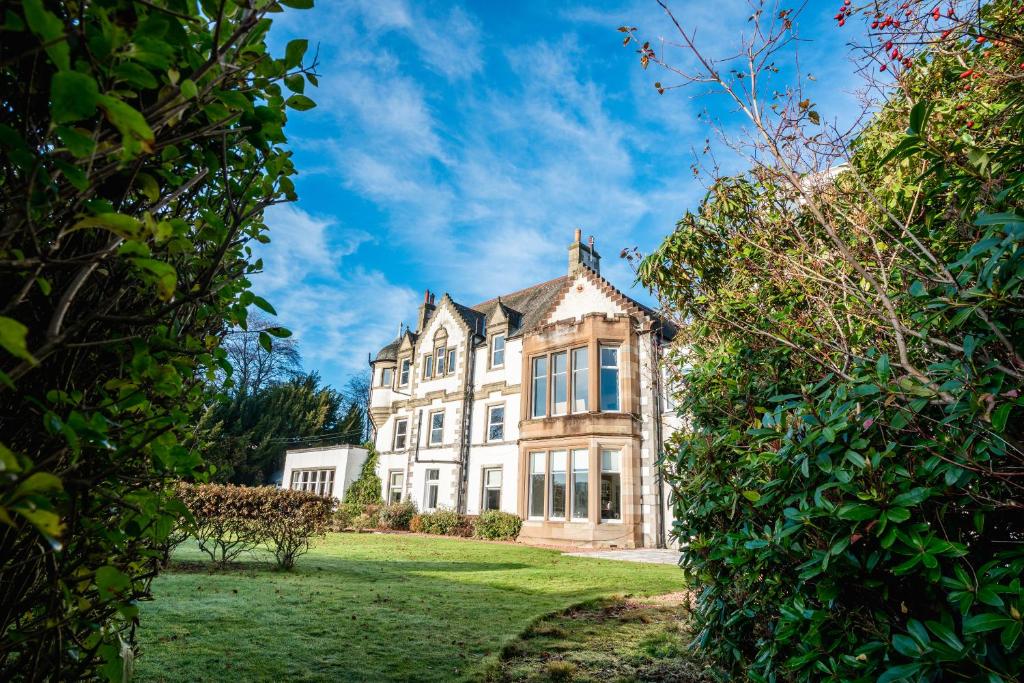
{"left": 562, "top": 548, "right": 682, "bottom": 565}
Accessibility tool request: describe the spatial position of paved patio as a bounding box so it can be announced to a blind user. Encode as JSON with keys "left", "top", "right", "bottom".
{"left": 563, "top": 548, "right": 682, "bottom": 565}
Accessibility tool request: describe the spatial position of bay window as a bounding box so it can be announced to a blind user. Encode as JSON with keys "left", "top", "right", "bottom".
{"left": 529, "top": 452, "right": 545, "bottom": 518}
{"left": 380, "top": 367, "right": 394, "bottom": 387}
{"left": 572, "top": 348, "right": 588, "bottom": 412}
{"left": 531, "top": 356, "right": 547, "bottom": 418}
{"left": 551, "top": 351, "right": 567, "bottom": 415}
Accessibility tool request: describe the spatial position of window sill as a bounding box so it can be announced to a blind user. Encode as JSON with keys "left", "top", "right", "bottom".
{"left": 600, "top": 518, "right": 624, "bottom": 524}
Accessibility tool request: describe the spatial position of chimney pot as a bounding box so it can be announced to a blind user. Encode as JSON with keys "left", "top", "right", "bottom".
{"left": 574, "top": 227, "right": 582, "bottom": 242}
{"left": 588, "top": 235, "right": 595, "bottom": 248}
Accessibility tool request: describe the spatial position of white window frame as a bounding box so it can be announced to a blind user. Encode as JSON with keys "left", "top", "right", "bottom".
{"left": 482, "top": 467, "right": 502, "bottom": 511}
{"left": 548, "top": 450, "right": 567, "bottom": 520}
{"left": 551, "top": 351, "right": 568, "bottom": 416}
{"left": 599, "top": 345, "right": 620, "bottom": 412}
{"left": 424, "top": 468, "right": 440, "bottom": 511}
{"left": 571, "top": 448, "right": 589, "bottom": 521}
{"left": 572, "top": 347, "right": 588, "bottom": 413}
{"left": 531, "top": 356, "right": 547, "bottom": 418}
{"left": 380, "top": 367, "right": 394, "bottom": 387}
{"left": 528, "top": 452, "right": 545, "bottom": 520}
{"left": 491, "top": 333, "right": 506, "bottom": 368}
{"left": 290, "top": 468, "right": 335, "bottom": 497}
{"left": 486, "top": 404, "right": 505, "bottom": 442}
{"left": 447, "top": 348, "right": 457, "bottom": 375}
{"left": 399, "top": 358, "right": 410, "bottom": 387}
{"left": 423, "top": 354, "right": 433, "bottom": 379}
{"left": 393, "top": 418, "right": 408, "bottom": 450}
{"left": 387, "top": 470, "right": 404, "bottom": 504}
{"left": 428, "top": 410, "right": 444, "bottom": 446}
{"left": 435, "top": 345, "right": 446, "bottom": 375}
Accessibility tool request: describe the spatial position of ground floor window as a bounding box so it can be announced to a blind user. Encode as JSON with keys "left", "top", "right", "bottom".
{"left": 571, "top": 449, "right": 588, "bottom": 520}
{"left": 549, "top": 451, "right": 567, "bottom": 519}
{"left": 290, "top": 468, "right": 335, "bottom": 497}
{"left": 600, "top": 449, "right": 621, "bottom": 521}
{"left": 388, "top": 470, "right": 404, "bottom": 504}
{"left": 528, "top": 453, "right": 545, "bottom": 518}
{"left": 482, "top": 467, "right": 502, "bottom": 511}
{"left": 424, "top": 468, "right": 440, "bottom": 510}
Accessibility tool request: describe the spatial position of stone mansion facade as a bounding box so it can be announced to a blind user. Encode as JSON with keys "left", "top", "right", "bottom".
{"left": 368, "top": 231, "right": 679, "bottom": 548}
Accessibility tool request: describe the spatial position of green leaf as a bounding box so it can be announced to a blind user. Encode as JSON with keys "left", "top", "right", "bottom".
{"left": 113, "top": 61, "right": 158, "bottom": 89}
{"left": 15, "top": 472, "right": 63, "bottom": 496}
{"left": 876, "top": 354, "right": 890, "bottom": 380}
{"left": 925, "top": 620, "right": 963, "bottom": 651}
{"left": 908, "top": 100, "right": 930, "bottom": 135}
{"left": 285, "top": 94, "right": 316, "bottom": 111}
{"left": 251, "top": 296, "right": 277, "bottom": 315}
{"left": 279, "top": 0, "right": 315, "bottom": 7}
{"left": 837, "top": 504, "right": 876, "bottom": 521}
{"left": 180, "top": 78, "right": 198, "bottom": 100}
{"left": 892, "top": 634, "right": 923, "bottom": 657}
{"left": 50, "top": 71, "right": 99, "bottom": 124}
{"left": 741, "top": 490, "right": 761, "bottom": 502}
{"left": 892, "top": 487, "right": 930, "bottom": 507}
{"left": 13, "top": 507, "right": 64, "bottom": 547}
{"left": 22, "top": 0, "right": 69, "bottom": 70}
{"left": 0, "top": 443, "right": 23, "bottom": 473}
{"left": 807, "top": 110, "right": 820, "bottom": 125}
{"left": 72, "top": 213, "right": 143, "bottom": 239}
{"left": 284, "top": 73, "right": 305, "bottom": 94}
{"left": 991, "top": 403, "right": 1012, "bottom": 433}
{"left": 97, "top": 94, "right": 155, "bottom": 146}
{"left": 974, "top": 211, "right": 1024, "bottom": 227}
{"left": 56, "top": 126, "right": 97, "bottom": 157}
{"left": 0, "top": 316, "right": 35, "bottom": 362}
{"left": 95, "top": 565, "right": 131, "bottom": 601}
{"left": 266, "top": 327, "right": 292, "bottom": 338}
{"left": 130, "top": 258, "right": 177, "bottom": 300}
{"left": 258, "top": 331, "right": 273, "bottom": 353}
{"left": 285, "top": 38, "right": 308, "bottom": 69}
{"left": 963, "top": 613, "right": 1013, "bottom": 633}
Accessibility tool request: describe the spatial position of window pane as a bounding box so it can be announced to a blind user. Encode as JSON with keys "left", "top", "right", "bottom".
{"left": 382, "top": 368, "right": 393, "bottom": 386}
{"left": 424, "top": 355, "right": 433, "bottom": 379}
{"left": 400, "top": 359, "right": 410, "bottom": 385}
{"left": 551, "top": 351, "right": 567, "bottom": 415}
{"left": 431, "top": 412, "right": 443, "bottom": 444}
{"left": 600, "top": 450, "right": 621, "bottom": 521}
{"left": 572, "top": 450, "right": 588, "bottom": 519}
{"left": 427, "top": 485, "right": 438, "bottom": 509}
{"left": 529, "top": 453, "right": 545, "bottom": 518}
{"left": 486, "top": 469, "right": 502, "bottom": 487}
{"left": 485, "top": 488, "right": 501, "bottom": 511}
{"left": 531, "top": 357, "right": 547, "bottom": 418}
{"left": 492, "top": 334, "right": 505, "bottom": 366}
{"left": 572, "top": 348, "right": 588, "bottom": 412}
{"left": 447, "top": 349, "right": 456, "bottom": 374}
{"left": 488, "top": 406, "right": 504, "bottom": 441}
{"left": 549, "top": 451, "right": 566, "bottom": 518}
{"left": 436, "top": 346, "right": 445, "bottom": 374}
{"left": 427, "top": 468, "right": 439, "bottom": 481}
{"left": 600, "top": 347, "right": 619, "bottom": 411}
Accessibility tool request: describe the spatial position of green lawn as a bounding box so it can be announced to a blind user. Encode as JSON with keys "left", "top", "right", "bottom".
{"left": 136, "top": 533, "right": 684, "bottom": 682}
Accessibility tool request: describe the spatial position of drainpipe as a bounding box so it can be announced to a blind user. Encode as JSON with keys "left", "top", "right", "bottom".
{"left": 652, "top": 331, "right": 667, "bottom": 550}
{"left": 456, "top": 333, "right": 477, "bottom": 513}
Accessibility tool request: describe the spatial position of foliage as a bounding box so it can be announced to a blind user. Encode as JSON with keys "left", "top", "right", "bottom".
{"left": 418, "top": 508, "right": 475, "bottom": 537}
{"left": 343, "top": 442, "right": 382, "bottom": 505}
{"left": 637, "top": 2, "right": 1024, "bottom": 680}
{"left": 378, "top": 500, "right": 418, "bottom": 530}
{"left": 0, "top": 0, "right": 315, "bottom": 677}
{"left": 196, "top": 371, "right": 347, "bottom": 484}
{"left": 474, "top": 510, "right": 523, "bottom": 541}
{"left": 177, "top": 483, "right": 331, "bottom": 570}
{"left": 136, "top": 534, "right": 684, "bottom": 682}
{"left": 409, "top": 513, "right": 425, "bottom": 533}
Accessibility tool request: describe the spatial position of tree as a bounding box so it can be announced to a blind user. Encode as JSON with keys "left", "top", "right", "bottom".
{"left": 221, "top": 313, "right": 302, "bottom": 396}
{"left": 629, "top": 0, "right": 1023, "bottom": 679}
{"left": 0, "top": 1, "right": 316, "bottom": 678}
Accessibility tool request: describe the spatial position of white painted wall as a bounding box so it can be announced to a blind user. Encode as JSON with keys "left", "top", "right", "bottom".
{"left": 282, "top": 446, "right": 368, "bottom": 500}
{"left": 547, "top": 274, "right": 625, "bottom": 323}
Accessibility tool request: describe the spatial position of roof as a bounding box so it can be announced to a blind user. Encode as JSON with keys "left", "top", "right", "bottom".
{"left": 374, "top": 338, "right": 401, "bottom": 361}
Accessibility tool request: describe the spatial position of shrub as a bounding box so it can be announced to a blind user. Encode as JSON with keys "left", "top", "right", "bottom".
{"left": 474, "top": 510, "right": 522, "bottom": 541}
{"left": 0, "top": 0, "right": 315, "bottom": 677}
{"left": 178, "top": 483, "right": 331, "bottom": 570}
{"left": 409, "top": 514, "right": 425, "bottom": 533}
{"left": 330, "top": 506, "right": 354, "bottom": 532}
{"left": 419, "top": 508, "right": 474, "bottom": 537}
{"left": 343, "top": 442, "right": 382, "bottom": 505}
{"left": 378, "top": 501, "right": 418, "bottom": 530}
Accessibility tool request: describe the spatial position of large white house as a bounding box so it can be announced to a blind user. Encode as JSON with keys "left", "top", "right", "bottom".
{"left": 368, "top": 231, "right": 680, "bottom": 548}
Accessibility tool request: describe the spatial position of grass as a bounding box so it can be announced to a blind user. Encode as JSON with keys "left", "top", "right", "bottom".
{"left": 483, "top": 595, "right": 715, "bottom": 682}
{"left": 135, "top": 533, "right": 685, "bottom": 682}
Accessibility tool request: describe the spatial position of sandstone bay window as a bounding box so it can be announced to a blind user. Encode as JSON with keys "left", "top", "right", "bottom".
{"left": 531, "top": 356, "right": 548, "bottom": 418}
{"left": 482, "top": 468, "right": 502, "bottom": 511}
{"left": 572, "top": 347, "right": 588, "bottom": 412}
{"left": 393, "top": 418, "right": 408, "bottom": 450}
{"left": 424, "top": 468, "right": 439, "bottom": 510}
{"left": 399, "top": 358, "right": 410, "bottom": 386}
{"left": 491, "top": 333, "right": 506, "bottom": 367}
{"left": 571, "top": 449, "right": 589, "bottom": 520}
{"left": 600, "top": 449, "right": 622, "bottom": 521}
{"left": 528, "top": 452, "right": 545, "bottom": 519}
{"left": 600, "top": 346, "right": 620, "bottom": 411}
{"left": 487, "top": 405, "right": 505, "bottom": 442}
{"left": 551, "top": 351, "right": 568, "bottom": 415}
{"left": 549, "top": 450, "right": 567, "bottom": 519}
{"left": 388, "top": 471, "right": 404, "bottom": 504}
{"left": 429, "top": 410, "right": 444, "bottom": 446}
{"left": 291, "top": 468, "right": 335, "bottom": 497}
{"left": 423, "top": 353, "right": 433, "bottom": 379}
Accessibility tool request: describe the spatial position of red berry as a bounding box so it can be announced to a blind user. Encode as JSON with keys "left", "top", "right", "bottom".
{"left": 960, "top": 69, "right": 973, "bottom": 78}
{"left": 839, "top": 18, "right": 845, "bottom": 26}
{"left": 977, "top": 36, "right": 986, "bottom": 43}
{"left": 880, "top": 64, "right": 887, "bottom": 71}
{"left": 966, "top": 120, "right": 974, "bottom": 128}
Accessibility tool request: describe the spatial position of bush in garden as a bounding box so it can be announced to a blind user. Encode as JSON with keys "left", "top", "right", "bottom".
{"left": 419, "top": 508, "right": 474, "bottom": 537}
{"left": 177, "top": 483, "right": 331, "bottom": 570}
{"left": 474, "top": 510, "right": 522, "bottom": 541}
{"left": 632, "top": 2, "right": 1024, "bottom": 679}
{"left": 409, "top": 514, "right": 425, "bottom": 533}
{"left": 343, "top": 442, "right": 382, "bottom": 505}
{"left": 0, "top": 0, "right": 316, "bottom": 677}
{"left": 378, "top": 501, "right": 418, "bottom": 530}
{"left": 330, "top": 506, "right": 354, "bottom": 532}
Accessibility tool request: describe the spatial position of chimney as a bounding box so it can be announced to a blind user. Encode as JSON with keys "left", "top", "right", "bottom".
{"left": 567, "top": 228, "right": 601, "bottom": 276}
{"left": 417, "top": 289, "right": 436, "bottom": 332}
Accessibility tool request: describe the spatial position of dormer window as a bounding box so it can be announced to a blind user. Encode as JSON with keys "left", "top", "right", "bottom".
{"left": 491, "top": 333, "right": 506, "bottom": 368}
{"left": 399, "top": 358, "right": 410, "bottom": 387}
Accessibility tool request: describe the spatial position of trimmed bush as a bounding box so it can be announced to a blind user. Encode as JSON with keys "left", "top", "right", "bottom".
{"left": 418, "top": 508, "right": 474, "bottom": 537}
{"left": 343, "top": 442, "right": 382, "bottom": 505}
{"left": 378, "top": 501, "right": 418, "bottom": 530}
{"left": 474, "top": 510, "right": 522, "bottom": 541}
{"left": 177, "top": 483, "right": 331, "bottom": 569}
{"left": 409, "top": 514, "right": 425, "bottom": 533}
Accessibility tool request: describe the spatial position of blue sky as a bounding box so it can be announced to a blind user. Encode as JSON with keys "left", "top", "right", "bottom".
{"left": 256, "top": 0, "right": 865, "bottom": 390}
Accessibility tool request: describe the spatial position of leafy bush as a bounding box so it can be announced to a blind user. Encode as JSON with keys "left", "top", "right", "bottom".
{"left": 409, "top": 514, "right": 425, "bottom": 533}
{"left": 636, "top": 3, "right": 1024, "bottom": 679}
{"left": 474, "top": 510, "right": 522, "bottom": 541}
{"left": 330, "top": 506, "right": 354, "bottom": 532}
{"left": 418, "top": 508, "right": 474, "bottom": 537}
{"left": 178, "top": 483, "right": 331, "bottom": 570}
{"left": 378, "top": 501, "right": 418, "bottom": 530}
{"left": 0, "top": 0, "right": 315, "bottom": 677}
{"left": 343, "top": 442, "right": 382, "bottom": 505}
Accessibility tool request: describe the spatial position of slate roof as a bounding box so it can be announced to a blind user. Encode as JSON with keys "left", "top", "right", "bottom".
{"left": 374, "top": 338, "right": 401, "bottom": 361}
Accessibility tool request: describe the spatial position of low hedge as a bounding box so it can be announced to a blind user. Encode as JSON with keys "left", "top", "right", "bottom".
{"left": 417, "top": 508, "right": 475, "bottom": 537}
{"left": 378, "top": 501, "right": 418, "bottom": 530}
{"left": 474, "top": 510, "right": 522, "bottom": 541}
{"left": 176, "top": 483, "right": 332, "bottom": 569}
